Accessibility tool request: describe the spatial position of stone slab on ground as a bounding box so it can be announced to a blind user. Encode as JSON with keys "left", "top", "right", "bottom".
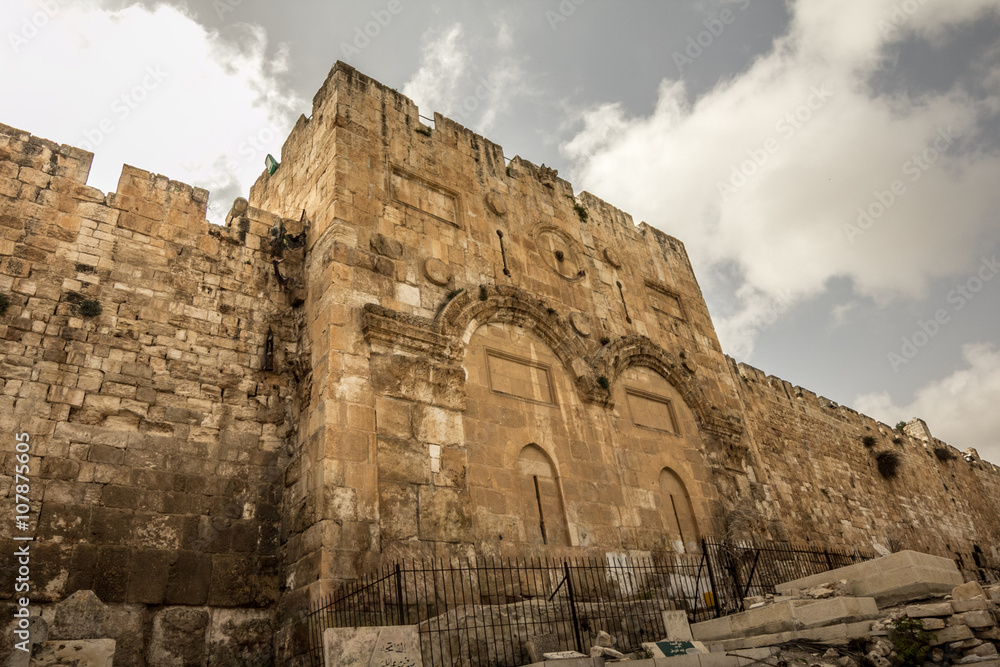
{"left": 524, "top": 633, "right": 562, "bottom": 663}
{"left": 691, "top": 596, "right": 878, "bottom": 641}
{"left": 28, "top": 639, "right": 115, "bottom": 666}
{"left": 776, "top": 551, "right": 963, "bottom": 607}
{"left": 906, "top": 603, "right": 954, "bottom": 618}
{"left": 703, "top": 621, "right": 875, "bottom": 652}
{"left": 323, "top": 625, "right": 420, "bottom": 667}
{"left": 663, "top": 610, "right": 694, "bottom": 641}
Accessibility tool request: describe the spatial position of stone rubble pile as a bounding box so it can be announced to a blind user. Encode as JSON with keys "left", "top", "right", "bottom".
{"left": 714, "top": 579, "right": 1000, "bottom": 667}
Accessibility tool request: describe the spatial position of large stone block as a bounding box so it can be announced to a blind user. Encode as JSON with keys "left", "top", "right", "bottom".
{"left": 692, "top": 597, "right": 877, "bottom": 642}
{"left": 663, "top": 610, "right": 694, "bottom": 641}
{"left": 323, "top": 625, "right": 421, "bottom": 667}
{"left": 776, "top": 551, "right": 963, "bottom": 607}
{"left": 417, "top": 486, "right": 471, "bottom": 543}
{"left": 149, "top": 608, "right": 209, "bottom": 665}
{"left": 954, "top": 581, "right": 987, "bottom": 601}
{"left": 906, "top": 602, "right": 954, "bottom": 618}
{"left": 27, "top": 639, "right": 115, "bottom": 666}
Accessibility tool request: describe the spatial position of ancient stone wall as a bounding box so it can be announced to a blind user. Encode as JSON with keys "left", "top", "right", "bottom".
{"left": 247, "top": 63, "right": 752, "bottom": 601}
{"left": 0, "top": 122, "right": 298, "bottom": 660}
{"left": 2, "top": 61, "right": 1000, "bottom": 662}
{"left": 730, "top": 359, "right": 1000, "bottom": 578}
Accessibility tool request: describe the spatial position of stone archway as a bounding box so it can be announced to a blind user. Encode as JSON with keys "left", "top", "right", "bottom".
{"left": 517, "top": 444, "right": 570, "bottom": 546}
{"left": 659, "top": 467, "right": 700, "bottom": 552}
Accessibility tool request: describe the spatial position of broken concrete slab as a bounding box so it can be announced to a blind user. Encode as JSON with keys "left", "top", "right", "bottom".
{"left": 691, "top": 597, "right": 878, "bottom": 642}
{"left": 323, "top": 625, "right": 420, "bottom": 667}
{"left": 906, "top": 602, "right": 955, "bottom": 618}
{"left": 703, "top": 621, "right": 876, "bottom": 652}
{"left": 663, "top": 610, "right": 694, "bottom": 641}
{"left": 776, "top": 551, "right": 963, "bottom": 607}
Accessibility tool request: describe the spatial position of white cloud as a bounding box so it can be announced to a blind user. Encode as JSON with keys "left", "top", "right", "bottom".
{"left": 831, "top": 301, "right": 859, "bottom": 327}
{"left": 0, "top": 0, "right": 302, "bottom": 221}
{"left": 402, "top": 24, "right": 468, "bottom": 117}
{"left": 561, "top": 0, "right": 1000, "bottom": 359}
{"left": 854, "top": 343, "right": 1000, "bottom": 464}
{"left": 401, "top": 21, "right": 527, "bottom": 134}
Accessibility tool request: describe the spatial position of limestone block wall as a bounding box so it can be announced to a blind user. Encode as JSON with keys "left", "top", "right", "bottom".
{"left": 730, "top": 359, "right": 1000, "bottom": 577}
{"left": 3, "top": 60, "right": 1000, "bottom": 662}
{"left": 248, "top": 62, "right": 754, "bottom": 594}
{"left": 0, "top": 122, "right": 297, "bottom": 660}
{"left": 246, "top": 63, "right": 1000, "bottom": 600}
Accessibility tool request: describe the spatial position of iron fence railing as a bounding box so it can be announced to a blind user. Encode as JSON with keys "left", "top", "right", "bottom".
{"left": 302, "top": 538, "right": 878, "bottom": 666}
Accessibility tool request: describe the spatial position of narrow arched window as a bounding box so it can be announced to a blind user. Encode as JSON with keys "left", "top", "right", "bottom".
{"left": 517, "top": 445, "right": 569, "bottom": 546}
{"left": 659, "top": 467, "right": 699, "bottom": 552}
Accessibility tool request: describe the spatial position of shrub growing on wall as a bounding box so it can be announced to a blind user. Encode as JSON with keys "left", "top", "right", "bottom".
{"left": 876, "top": 450, "right": 901, "bottom": 479}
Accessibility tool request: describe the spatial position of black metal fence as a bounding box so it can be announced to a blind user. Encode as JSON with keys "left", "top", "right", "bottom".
{"left": 304, "top": 538, "right": 876, "bottom": 666}
{"left": 701, "top": 538, "right": 876, "bottom": 615}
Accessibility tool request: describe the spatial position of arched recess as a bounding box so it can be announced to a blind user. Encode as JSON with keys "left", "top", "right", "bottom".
{"left": 518, "top": 444, "right": 570, "bottom": 546}
{"left": 594, "top": 335, "right": 741, "bottom": 439}
{"left": 437, "top": 284, "right": 591, "bottom": 388}
{"left": 659, "top": 467, "right": 700, "bottom": 553}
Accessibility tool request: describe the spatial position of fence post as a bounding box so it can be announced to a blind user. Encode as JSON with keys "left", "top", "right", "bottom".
{"left": 703, "top": 539, "right": 723, "bottom": 618}
{"left": 395, "top": 563, "right": 405, "bottom": 625}
{"left": 564, "top": 562, "right": 585, "bottom": 654}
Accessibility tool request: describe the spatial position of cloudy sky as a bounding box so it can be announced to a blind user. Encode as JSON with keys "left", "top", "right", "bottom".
{"left": 3, "top": 0, "right": 999, "bottom": 462}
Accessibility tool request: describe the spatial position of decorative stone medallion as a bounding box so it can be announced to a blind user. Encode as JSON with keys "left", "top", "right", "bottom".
{"left": 569, "top": 312, "right": 591, "bottom": 337}
{"left": 603, "top": 247, "right": 622, "bottom": 268}
{"left": 423, "top": 257, "right": 452, "bottom": 286}
{"left": 535, "top": 225, "right": 586, "bottom": 282}
{"left": 485, "top": 191, "right": 507, "bottom": 216}
{"left": 680, "top": 350, "right": 698, "bottom": 373}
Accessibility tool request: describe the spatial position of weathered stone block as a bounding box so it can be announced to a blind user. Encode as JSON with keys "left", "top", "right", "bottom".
{"left": 907, "top": 602, "right": 955, "bottom": 618}
{"left": 28, "top": 639, "right": 115, "bottom": 666}
{"left": 962, "top": 610, "right": 997, "bottom": 629}
{"left": 954, "top": 581, "right": 987, "bottom": 601}
{"left": 92, "top": 546, "right": 130, "bottom": 603}
{"left": 777, "top": 551, "right": 963, "bottom": 607}
{"left": 149, "top": 608, "right": 209, "bottom": 665}
{"left": 417, "top": 486, "right": 471, "bottom": 543}
{"left": 953, "top": 599, "right": 989, "bottom": 613}
{"left": 126, "top": 549, "right": 172, "bottom": 604}
{"left": 164, "top": 551, "right": 213, "bottom": 605}
{"left": 663, "top": 609, "right": 694, "bottom": 641}
{"left": 929, "top": 624, "right": 974, "bottom": 645}
{"left": 324, "top": 625, "right": 421, "bottom": 667}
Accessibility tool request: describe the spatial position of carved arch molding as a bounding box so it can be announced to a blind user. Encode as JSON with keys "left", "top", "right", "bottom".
{"left": 361, "top": 284, "right": 742, "bottom": 442}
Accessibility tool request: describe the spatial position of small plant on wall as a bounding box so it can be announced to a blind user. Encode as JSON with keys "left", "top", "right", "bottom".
{"left": 933, "top": 446, "right": 957, "bottom": 462}
{"left": 0, "top": 293, "right": 9, "bottom": 316}
{"left": 875, "top": 450, "right": 901, "bottom": 479}
{"left": 861, "top": 435, "right": 877, "bottom": 448}
{"left": 78, "top": 299, "right": 102, "bottom": 318}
